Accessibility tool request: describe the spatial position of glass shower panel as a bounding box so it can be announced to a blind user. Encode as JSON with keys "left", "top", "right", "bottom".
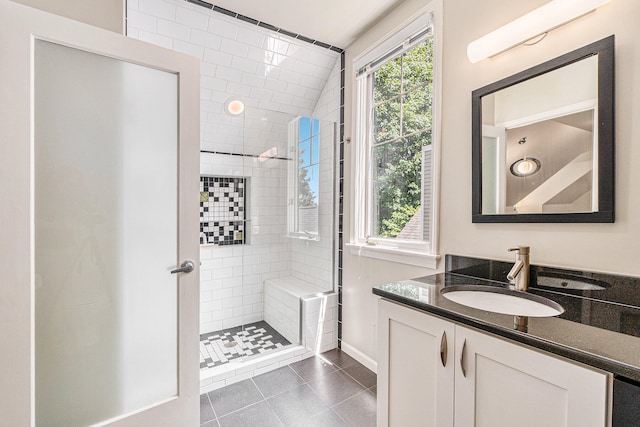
{"left": 240, "top": 107, "right": 335, "bottom": 356}
{"left": 34, "top": 40, "right": 178, "bottom": 426}
{"left": 239, "top": 108, "right": 297, "bottom": 352}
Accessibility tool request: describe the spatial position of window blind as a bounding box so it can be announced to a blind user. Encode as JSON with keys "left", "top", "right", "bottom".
{"left": 354, "top": 13, "right": 433, "bottom": 77}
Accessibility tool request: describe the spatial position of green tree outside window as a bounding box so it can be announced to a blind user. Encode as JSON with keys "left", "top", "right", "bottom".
{"left": 371, "top": 39, "right": 433, "bottom": 239}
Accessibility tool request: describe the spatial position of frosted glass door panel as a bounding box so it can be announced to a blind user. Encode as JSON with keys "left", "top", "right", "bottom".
{"left": 35, "top": 40, "right": 178, "bottom": 427}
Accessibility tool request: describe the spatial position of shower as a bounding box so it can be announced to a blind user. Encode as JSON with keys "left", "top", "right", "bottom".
{"left": 198, "top": 107, "right": 338, "bottom": 392}
{"left": 124, "top": 0, "right": 343, "bottom": 394}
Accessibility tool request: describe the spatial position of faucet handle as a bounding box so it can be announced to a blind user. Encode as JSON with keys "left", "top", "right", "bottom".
{"left": 508, "top": 246, "right": 530, "bottom": 255}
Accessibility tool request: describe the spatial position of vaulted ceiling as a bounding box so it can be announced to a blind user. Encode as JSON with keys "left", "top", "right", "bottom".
{"left": 207, "top": 0, "right": 405, "bottom": 48}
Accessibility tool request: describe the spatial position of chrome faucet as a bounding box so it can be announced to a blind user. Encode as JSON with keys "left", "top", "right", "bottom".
{"left": 507, "top": 246, "right": 530, "bottom": 291}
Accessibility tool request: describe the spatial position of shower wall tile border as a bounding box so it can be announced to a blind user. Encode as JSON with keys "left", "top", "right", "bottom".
{"left": 185, "top": 0, "right": 345, "bottom": 54}
{"left": 338, "top": 51, "right": 344, "bottom": 348}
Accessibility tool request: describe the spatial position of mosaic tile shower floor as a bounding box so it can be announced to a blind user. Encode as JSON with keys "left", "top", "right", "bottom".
{"left": 200, "top": 321, "right": 292, "bottom": 370}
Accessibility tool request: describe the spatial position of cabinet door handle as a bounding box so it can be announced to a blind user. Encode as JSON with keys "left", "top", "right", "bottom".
{"left": 460, "top": 338, "right": 467, "bottom": 377}
{"left": 440, "top": 331, "right": 447, "bottom": 367}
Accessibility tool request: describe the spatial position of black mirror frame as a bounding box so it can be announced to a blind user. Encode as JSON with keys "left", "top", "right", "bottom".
{"left": 472, "top": 35, "right": 615, "bottom": 223}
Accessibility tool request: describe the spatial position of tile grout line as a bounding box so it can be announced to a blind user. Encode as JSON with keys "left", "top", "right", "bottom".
{"left": 330, "top": 386, "right": 374, "bottom": 406}
{"left": 248, "top": 374, "right": 286, "bottom": 426}
{"left": 287, "top": 361, "right": 346, "bottom": 421}
{"left": 207, "top": 380, "right": 262, "bottom": 422}
{"left": 258, "top": 381, "right": 288, "bottom": 427}
{"left": 295, "top": 361, "right": 368, "bottom": 421}
{"left": 328, "top": 387, "right": 376, "bottom": 426}
{"left": 251, "top": 366, "right": 302, "bottom": 426}
{"left": 204, "top": 392, "right": 218, "bottom": 425}
{"left": 336, "top": 365, "right": 375, "bottom": 390}
{"left": 256, "top": 364, "right": 320, "bottom": 426}
{"left": 215, "top": 400, "right": 273, "bottom": 425}
{"left": 286, "top": 364, "right": 307, "bottom": 384}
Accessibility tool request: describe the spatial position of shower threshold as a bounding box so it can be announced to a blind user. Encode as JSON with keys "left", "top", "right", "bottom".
{"left": 199, "top": 342, "right": 313, "bottom": 394}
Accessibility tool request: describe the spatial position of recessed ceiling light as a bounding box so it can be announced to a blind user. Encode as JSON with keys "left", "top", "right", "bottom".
{"left": 225, "top": 98, "right": 244, "bottom": 115}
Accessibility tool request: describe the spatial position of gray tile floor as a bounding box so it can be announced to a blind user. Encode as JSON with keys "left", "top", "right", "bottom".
{"left": 200, "top": 349, "right": 377, "bottom": 426}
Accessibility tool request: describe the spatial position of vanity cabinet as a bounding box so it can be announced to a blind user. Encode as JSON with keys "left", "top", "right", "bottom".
{"left": 377, "top": 299, "right": 611, "bottom": 427}
{"left": 377, "top": 298, "right": 455, "bottom": 426}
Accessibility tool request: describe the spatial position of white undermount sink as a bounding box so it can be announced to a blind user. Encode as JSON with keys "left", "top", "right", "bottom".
{"left": 440, "top": 285, "right": 564, "bottom": 317}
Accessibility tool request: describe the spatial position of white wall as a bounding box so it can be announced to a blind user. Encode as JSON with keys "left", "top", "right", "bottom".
{"left": 127, "top": 0, "right": 340, "bottom": 335}
{"left": 341, "top": 0, "right": 441, "bottom": 369}
{"left": 492, "top": 55, "right": 597, "bottom": 126}
{"left": 10, "top": 0, "right": 124, "bottom": 33}
{"left": 342, "top": 0, "right": 640, "bottom": 368}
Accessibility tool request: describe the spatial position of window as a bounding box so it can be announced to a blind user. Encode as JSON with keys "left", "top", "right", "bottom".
{"left": 349, "top": 4, "right": 441, "bottom": 268}
{"left": 288, "top": 116, "right": 320, "bottom": 238}
{"left": 371, "top": 39, "right": 432, "bottom": 240}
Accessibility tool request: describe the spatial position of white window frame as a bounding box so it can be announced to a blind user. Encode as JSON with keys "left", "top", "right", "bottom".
{"left": 347, "top": 1, "right": 442, "bottom": 269}
{"left": 287, "top": 116, "right": 320, "bottom": 241}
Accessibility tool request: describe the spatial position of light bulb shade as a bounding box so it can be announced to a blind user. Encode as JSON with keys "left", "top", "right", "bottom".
{"left": 467, "top": 0, "right": 612, "bottom": 63}
{"left": 510, "top": 157, "right": 541, "bottom": 177}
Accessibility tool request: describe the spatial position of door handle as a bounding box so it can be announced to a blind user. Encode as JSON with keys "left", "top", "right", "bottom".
{"left": 460, "top": 338, "right": 467, "bottom": 377}
{"left": 171, "top": 260, "right": 195, "bottom": 274}
{"left": 440, "top": 331, "right": 447, "bottom": 367}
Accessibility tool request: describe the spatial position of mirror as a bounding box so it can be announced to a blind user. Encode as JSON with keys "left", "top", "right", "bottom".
{"left": 472, "top": 36, "right": 614, "bottom": 223}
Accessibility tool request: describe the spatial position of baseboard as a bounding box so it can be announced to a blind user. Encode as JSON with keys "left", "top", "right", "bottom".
{"left": 341, "top": 341, "right": 377, "bottom": 373}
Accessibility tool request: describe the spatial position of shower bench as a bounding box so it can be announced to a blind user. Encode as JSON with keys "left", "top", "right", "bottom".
{"left": 264, "top": 277, "right": 337, "bottom": 354}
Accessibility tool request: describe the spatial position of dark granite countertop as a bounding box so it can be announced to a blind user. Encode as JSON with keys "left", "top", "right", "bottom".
{"left": 373, "top": 255, "right": 640, "bottom": 382}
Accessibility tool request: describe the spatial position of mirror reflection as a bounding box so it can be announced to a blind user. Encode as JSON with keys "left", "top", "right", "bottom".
{"left": 481, "top": 55, "right": 598, "bottom": 215}
{"left": 472, "top": 35, "right": 614, "bottom": 223}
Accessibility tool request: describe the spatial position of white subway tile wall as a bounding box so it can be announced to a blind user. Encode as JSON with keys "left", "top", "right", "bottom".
{"left": 303, "top": 293, "right": 338, "bottom": 354}
{"left": 290, "top": 65, "right": 342, "bottom": 289}
{"left": 264, "top": 279, "right": 301, "bottom": 345}
{"left": 127, "top": 0, "right": 340, "bottom": 340}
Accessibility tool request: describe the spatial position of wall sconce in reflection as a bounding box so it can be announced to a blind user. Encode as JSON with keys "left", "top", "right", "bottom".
{"left": 467, "top": 0, "right": 613, "bottom": 63}
{"left": 510, "top": 157, "right": 541, "bottom": 177}
{"left": 510, "top": 137, "right": 541, "bottom": 177}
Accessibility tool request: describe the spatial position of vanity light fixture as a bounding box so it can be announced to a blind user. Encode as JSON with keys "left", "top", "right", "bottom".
{"left": 467, "top": 0, "right": 612, "bottom": 63}
{"left": 225, "top": 98, "right": 245, "bottom": 115}
{"left": 510, "top": 137, "right": 541, "bottom": 177}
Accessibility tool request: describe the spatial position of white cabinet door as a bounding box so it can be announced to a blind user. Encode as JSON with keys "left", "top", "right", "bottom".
{"left": 0, "top": 1, "right": 200, "bottom": 425}
{"left": 378, "top": 300, "right": 455, "bottom": 427}
{"left": 455, "top": 326, "right": 610, "bottom": 427}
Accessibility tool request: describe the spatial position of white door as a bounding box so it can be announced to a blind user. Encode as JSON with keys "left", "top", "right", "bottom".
{"left": 0, "top": 1, "right": 200, "bottom": 426}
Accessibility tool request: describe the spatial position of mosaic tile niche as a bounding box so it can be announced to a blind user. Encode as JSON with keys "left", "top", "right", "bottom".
{"left": 200, "top": 176, "right": 246, "bottom": 246}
